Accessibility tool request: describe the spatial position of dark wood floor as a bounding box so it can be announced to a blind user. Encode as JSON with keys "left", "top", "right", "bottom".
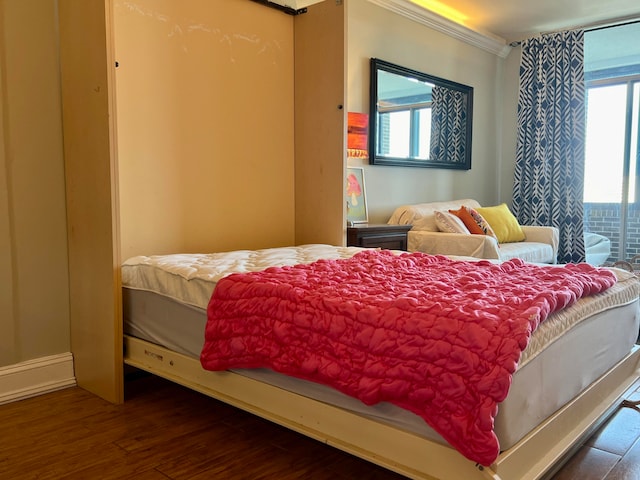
{"left": 551, "top": 381, "right": 640, "bottom": 480}
{"left": 1, "top": 373, "right": 639, "bottom": 480}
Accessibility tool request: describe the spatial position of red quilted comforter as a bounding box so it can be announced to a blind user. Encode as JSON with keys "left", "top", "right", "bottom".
{"left": 200, "top": 250, "right": 617, "bottom": 465}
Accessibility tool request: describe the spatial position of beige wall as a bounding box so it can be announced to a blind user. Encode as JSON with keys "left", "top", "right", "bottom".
{"left": 0, "top": 4, "right": 12, "bottom": 365}
{"left": 0, "top": 0, "right": 70, "bottom": 367}
{"left": 114, "top": 0, "right": 296, "bottom": 259}
{"left": 347, "top": 0, "right": 506, "bottom": 223}
{"left": 499, "top": 46, "right": 522, "bottom": 204}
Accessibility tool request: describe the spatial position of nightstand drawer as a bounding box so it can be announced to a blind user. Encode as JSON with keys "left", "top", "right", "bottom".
{"left": 347, "top": 224, "right": 412, "bottom": 251}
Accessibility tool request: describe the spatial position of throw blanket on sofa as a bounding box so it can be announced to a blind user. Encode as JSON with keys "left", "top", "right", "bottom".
{"left": 200, "top": 250, "right": 617, "bottom": 465}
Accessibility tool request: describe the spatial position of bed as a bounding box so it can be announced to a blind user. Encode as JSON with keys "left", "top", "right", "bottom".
{"left": 121, "top": 244, "right": 640, "bottom": 480}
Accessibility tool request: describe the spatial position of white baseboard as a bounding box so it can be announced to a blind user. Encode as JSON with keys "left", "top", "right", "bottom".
{"left": 0, "top": 353, "right": 76, "bottom": 405}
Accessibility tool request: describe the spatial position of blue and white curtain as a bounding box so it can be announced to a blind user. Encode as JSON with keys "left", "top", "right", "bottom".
{"left": 512, "top": 30, "right": 586, "bottom": 263}
{"left": 430, "top": 86, "right": 467, "bottom": 164}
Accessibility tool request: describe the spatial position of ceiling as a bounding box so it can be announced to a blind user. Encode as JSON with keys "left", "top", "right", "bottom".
{"left": 415, "top": 0, "right": 640, "bottom": 43}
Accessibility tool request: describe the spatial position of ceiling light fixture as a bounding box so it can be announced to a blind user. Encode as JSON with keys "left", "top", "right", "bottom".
{"left": 250, "top": 0, "right": 326, "bottom": 15}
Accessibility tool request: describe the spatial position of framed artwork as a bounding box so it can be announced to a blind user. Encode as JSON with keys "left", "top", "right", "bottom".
{"left": 347, "top": 112, "right": 369, "bottom": 159}
{"left": 345, "top": 167, "right": 368, "bottom": 225}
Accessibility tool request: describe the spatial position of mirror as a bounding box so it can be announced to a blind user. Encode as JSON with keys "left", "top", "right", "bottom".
{"left": 369, "top": 58, "right": 473, "bottom": 169}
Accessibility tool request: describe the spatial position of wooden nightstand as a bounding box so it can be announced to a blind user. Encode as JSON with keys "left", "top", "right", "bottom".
{"left": 347, "top": 224, "right": 412, "bottom": 251}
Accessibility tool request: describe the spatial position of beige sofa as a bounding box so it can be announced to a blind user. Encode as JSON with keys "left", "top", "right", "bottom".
{"left": 388, "top": 199, "right": 559, "bottom": 264}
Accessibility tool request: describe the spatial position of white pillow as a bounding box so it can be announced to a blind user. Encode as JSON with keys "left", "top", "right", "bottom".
{"left": 434, "top": 210, "right": 470, "bottom": 234}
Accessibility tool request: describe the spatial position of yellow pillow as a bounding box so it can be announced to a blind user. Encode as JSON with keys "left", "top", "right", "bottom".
{"left": 475, "top": 204, "right": 525, "bottom": 243}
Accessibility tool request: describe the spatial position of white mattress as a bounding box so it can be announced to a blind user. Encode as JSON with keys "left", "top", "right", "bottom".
{"left": 122, "top": 244, "right": 366, "bottom": 310}
{"left": 122, "top": 244, "right": 640, "bottom": 451}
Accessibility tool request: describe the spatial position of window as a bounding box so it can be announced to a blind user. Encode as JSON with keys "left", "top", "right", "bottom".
{"left": 584, "top": 79, "right": 640, "bottom": 203}
{"left": 583, "top": 22, "right": 640, "bottom": 262}
{"left": 377, "top": 105, "right": 432, "bottom": 159}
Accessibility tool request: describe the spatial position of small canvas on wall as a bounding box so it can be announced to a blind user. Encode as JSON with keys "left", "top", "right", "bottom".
{"left": 346, "top": 167, "right": 368, "bottom": 225}
{"left": 347, "top": 112, "right": 369, "bottom": 158}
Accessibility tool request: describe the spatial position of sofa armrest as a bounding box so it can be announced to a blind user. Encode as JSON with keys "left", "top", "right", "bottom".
{"left": 521, "top": 226, "right": 559, "bottom": 263}
{"left": 408, "top": 231, "right": 501, "bottom": 259}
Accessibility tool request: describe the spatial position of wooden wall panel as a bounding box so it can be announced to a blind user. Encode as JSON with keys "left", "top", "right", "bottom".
{"left": 294, "top": 0, "right": 347, "bottom": 246}
{"left": 114, "top": 0, "right": 296, "bottom": 258}
{"left": 58, "top": 0, "right": 123, "bottom": 403}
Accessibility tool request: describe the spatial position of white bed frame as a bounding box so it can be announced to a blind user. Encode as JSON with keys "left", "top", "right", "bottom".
{"left": 124, "top": 334, "right": 640, "bottom": 480}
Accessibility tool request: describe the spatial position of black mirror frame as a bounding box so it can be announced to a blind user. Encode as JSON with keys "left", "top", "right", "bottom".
{"left": 368, "top": 58, "right": 473, "bottom": 170}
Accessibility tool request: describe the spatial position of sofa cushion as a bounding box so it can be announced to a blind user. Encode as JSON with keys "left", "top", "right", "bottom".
{"left": 499, "top": 242, "right": 554, "bottom": 264}
{"left": 434, "top": 211, "right": 470, "bottom": 234}
{"left": 475, "top": 203, "right": 526, "bottom": 244}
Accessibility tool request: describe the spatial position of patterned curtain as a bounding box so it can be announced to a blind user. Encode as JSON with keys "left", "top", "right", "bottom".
{"left": 512, "top": 30, "right": 586, "bottom": 263}
{"left": 430, "top": 86, "right": 467, "bottom": 164}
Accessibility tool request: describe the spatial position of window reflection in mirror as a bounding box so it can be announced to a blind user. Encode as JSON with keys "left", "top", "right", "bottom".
{"left": 369, "top": 58, "right": 473, "bottom": 169}
{"left": 377, "top": 69, "right": 434, "bottom": 159}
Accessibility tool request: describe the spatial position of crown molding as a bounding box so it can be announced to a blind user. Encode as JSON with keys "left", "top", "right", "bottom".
{"left": 367, "top": 0, "right": 512, "bottom": 58}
